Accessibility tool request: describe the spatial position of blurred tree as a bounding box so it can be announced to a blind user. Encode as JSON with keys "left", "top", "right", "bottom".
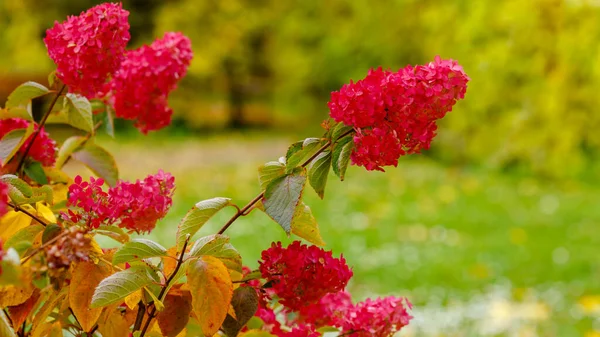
{"left": 1, "top": 0, "right": 600, "bottom": 177}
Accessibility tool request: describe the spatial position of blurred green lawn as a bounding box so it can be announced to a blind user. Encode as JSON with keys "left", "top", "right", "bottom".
{"left": 74, "top": 131, "right": 600, "bottom": 337}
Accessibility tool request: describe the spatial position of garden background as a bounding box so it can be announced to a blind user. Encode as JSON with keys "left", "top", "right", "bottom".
{"left": 1, "top": 0, "right": 599, "bottom": 335}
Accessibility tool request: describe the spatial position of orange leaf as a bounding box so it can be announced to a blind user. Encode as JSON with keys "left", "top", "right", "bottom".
{"left": 187, "top": 255, "right": 233, "bottom": 337}
{"left": 69, "top": 261, "right": 112, "bottom": 332}
{"left": 97, "top": 311, "right": 130, "bottom": 337}
{"left": 157, "top": 287, "right": 193, "bottom": 337}
{"left": 0, "top": 280, "right": 34, "bottom": 307}
{"left": 7, "top": 288, "right": 40, "bottom": 330}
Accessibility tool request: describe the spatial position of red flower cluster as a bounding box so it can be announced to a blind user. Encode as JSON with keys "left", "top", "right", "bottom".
{"left": 259, "top": 241, "right": 353, "bottom": 310}
{"left": 107, "top": 32, "right": 193, "bottom": 133}
{"left": 44, "top": 3, "right": 130, "bottom": 98}
{"left": 0, "top": 118, "right": 57, "bottom": 167}
{"left": 297, "top": 291, "right": 353, "bottom": 328}
{"left": 278, "top": 324, "right": 319, "bottom": 337}
{"left": 328, "top": 56, "right": 469, "bottom": 171}
{"left": 0, "top": 180, "right": 8, "bottom": 217}
{"left": 340, "top": 297, "right": 412, "bottom": 337}
{"left": 66, "top": 170, "right": 175, "bottom": 233}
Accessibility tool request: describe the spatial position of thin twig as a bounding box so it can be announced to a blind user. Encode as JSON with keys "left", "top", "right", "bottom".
{"left": 20, "top": 230, "right": 68, "bottom": 264}
{"left": 8, "top": 202, "right": 48, "bottom": 226}
{"left": 138, "top": 235, "right": 191, "bottom": 337}
{"left": 216, "top": 128, "right": 354, "bottom": 235}
{"left": 132, "top": 301, "right": 146, "bottom": 332}
{"left": 15, "top": 84, "right": 66, "bottom": 174}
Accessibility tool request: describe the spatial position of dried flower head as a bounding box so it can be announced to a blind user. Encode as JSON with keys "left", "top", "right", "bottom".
{"left": 44, "top": 2, "right": 130, "bottom": 97}
{"left": 45, "top": 226, "right": 93, "bottom": 272}
{"left": 259, "top": 241, "right": 353, "bottom": 310}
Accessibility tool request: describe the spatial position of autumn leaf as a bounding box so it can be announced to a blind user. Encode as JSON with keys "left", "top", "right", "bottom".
{"left": 7, "top": 288, "right": 40, "bottom": 330}
{"left": 0, "top": 279, "right": 35, "bottom": 307}
{"left": 157, "top": 287, "right": 193, "bottom": 337}
{"left": 98, "top": 311, "right": 130, "bottom": 337}
{"left": 0, "top": 209, "right": 33, "bottom": 242}
{"left": 70, "top": 261, "right": 112, "bottom": 332}
{"left": 187, "top": 256, "right": 233, "bottom": 337}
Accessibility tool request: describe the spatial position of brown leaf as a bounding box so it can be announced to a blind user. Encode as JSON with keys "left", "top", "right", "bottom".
{"left": 7, "top": 288, "right": 40, "bottom": 330}
{"left": 187, "top": 256, "right": 233, "bottom": 337}
{"left": 222, "top": 286, "right": 259, "bottom": 337}
{"left": 69, "top": 261, "right": 112, "bottom": 332}
{"left": 157, "top": 287, "right": 193, "bottom": 337}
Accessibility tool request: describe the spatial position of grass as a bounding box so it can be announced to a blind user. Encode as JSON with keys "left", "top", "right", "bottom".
{"left": 79, "top": 132, "right": 600, "bottom": 337}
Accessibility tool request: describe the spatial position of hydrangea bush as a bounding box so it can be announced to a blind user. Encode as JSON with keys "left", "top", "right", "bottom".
{"left": 0, "top": 3, "right": 469, "bottom": 337}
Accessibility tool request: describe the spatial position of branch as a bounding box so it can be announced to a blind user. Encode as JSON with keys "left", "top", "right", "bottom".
{"left": 20, "top": 230, "right": 68, "bottom": 264}
{"left": 8, "top": 202, "right": 47, "bottom": 227}
{"left": 216, "top": 128, "right": 354, "bottom": 235}
{"left": 16, "top": 84, "right": 66, "bottom": 174}
{"left": 138, "top": 235, "right": 191, "bottom": 337}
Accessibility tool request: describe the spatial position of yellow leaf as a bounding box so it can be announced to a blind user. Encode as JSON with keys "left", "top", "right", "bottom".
{"left": 88, "top": 237, "right": 104, "bottom": 264}
{"left": 291, "top": 204, "right": 325, "bottom": 246}
{"left": 69, "top": 261, "right": 112, "bottom": 332}
{"left": 0, "top": 278, "right": 34, "bottom": 307}
{"left": 49, "top": 322, "right": 62, "bottom": 337}
{"left": 0, "top": 209, "right": 33, "bottom": 242}
{"left": 31, "top": 289, "right": 67, "bottom": 337}
{"left": 35, "top": 202, "right": 56, "bottom": 224}
{"left": 6, "top": 288, "right": 40, "bottom": 329}
{"left": 124, "top": 289, "right": 142, "bottom": 310}
{"left": 187, "top": 256, "right": 233, "bottom": 337}
{"left": 98, "top": 311, "right": 130, "bottom": 337}
{"left": 32, "top": 322, "right": 53, "bottom": 337}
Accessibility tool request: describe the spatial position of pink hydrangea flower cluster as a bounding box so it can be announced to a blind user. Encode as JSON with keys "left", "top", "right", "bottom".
{"left": 296, "top": 291, "right": 353, "bottom": 328}
{"left": 0, "top": 118, "right": 57, "bottom": 167}
{"left": 328, "top": 56, "right": 469, "bottom": 171}
{"left": 340, "top": 297, "right": 413, "bottom": 336}
{"left": 66, "top": 170, "right": 175, "bottom": 233}
{"left": 106, "top": 32, "right": 193, "bottom": 133}
{"left": 0, "top": 180, "right": 8, "bottom": 217}
{"left": 44, "top": 3, "right": 130, "bottom": 98}
{"left": 259, "top": 241, "right": 353, "bottom": 310}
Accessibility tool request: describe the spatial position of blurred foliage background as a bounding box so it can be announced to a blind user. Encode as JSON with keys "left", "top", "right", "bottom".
{"left": 2, "top": 0, "right": 600, "bottom": 336}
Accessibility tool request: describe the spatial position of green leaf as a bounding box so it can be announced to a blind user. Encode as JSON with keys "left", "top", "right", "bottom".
{"left": 42, "top": 224, "right": 62, "bottom": 244}
{"left": 104, "top": 105, "right": 115, "bottom": 137}
{"left": 6, "top": 82, "right": 50, "bottom": 110}
{"left": 4, "top": 224, "right": 44, "bottom": 255}
{"left": 175, "top": 197, "right": 232, "bottom": 248}
{"left": 331, "top": 122, "right": 354, "bottom": 141}
{"left": 64, "top": 93, "right": 94, "bottom": 133}
{"left": 262, "top": 169, "right": 307, "bottom": 234}
{"left": 291, "top": 203, "right": 325, "bottom": 246}
{"left": 222, "top": 286, "right": 259, "bottom": 337}
{"left": 24, "top": 160, "right": 48, "bottom": 185}
{"left": 258, "top": 161, "right": 286, "bottom": 190}
{"left": 285, "top": 138, "right": 324, "bottom": 171}
{"left": 113, "top": 239, "right": 168, "bottom": 265}
{"left": 307, "top": 151, "right": 332, "bottom": 199}
{"left": 55, "top": 136, "right": 87, "bottom": 169}
{"left": 95, "top": 225, "right": 129, "bottom": 244}
{"left": 187, "top": 256, "right": 233, "bottom": 337}
{"left": 332, "top": 135, "right": 354, "bottom": 181}
{"left": 48, "top": 71, "right": 62, "bottom": 90}
{"left": 71, "top": 144, "right": 119, "bottom": 186}
{"left": 0, "top": 124, "right": 34, "bottom": 165}
{"left": 91, "top": 265, "right": 158, "bottom": 308}
{"left": 188, "top": 235, "right": 242, "bottom": 273}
